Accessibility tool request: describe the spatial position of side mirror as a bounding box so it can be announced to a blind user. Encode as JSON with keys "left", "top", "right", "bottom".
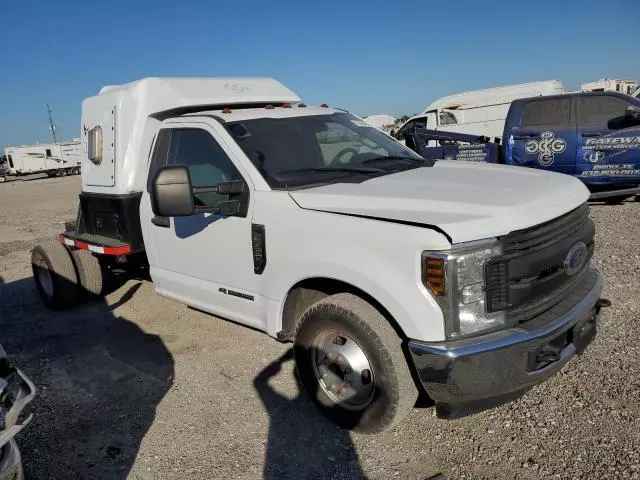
{"left": 626, "top": 105, "right": 640, "bottom": 121}
{"left": 150, "top": 165, "right": 194, "bottom": 217}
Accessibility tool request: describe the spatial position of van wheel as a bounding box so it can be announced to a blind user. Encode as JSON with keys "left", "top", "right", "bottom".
{"left": 71, "top": 249, "right": 104, "bottom": 297}
{"left": 31, "top": 240, "right": 79, "bottom": 309}
{"left": 294, "top": 293, "right": 418, "bottom": 433}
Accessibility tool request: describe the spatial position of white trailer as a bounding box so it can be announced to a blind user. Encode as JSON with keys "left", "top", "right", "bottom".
{"left": 3, "top": 140, "right": 82, "bottom": 181}
{"left": 396, "top": 80, "right": 566, "bottom": 142}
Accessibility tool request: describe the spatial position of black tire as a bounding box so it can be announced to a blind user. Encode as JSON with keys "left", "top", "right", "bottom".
{"left": 31, "top": 240, "right": 79, "bottom": 309}
{"left": 294, "top": 293, "right": 418, "bottom": 433}
{"left": 71, "top": 249, "right": 104, "bottom": 297}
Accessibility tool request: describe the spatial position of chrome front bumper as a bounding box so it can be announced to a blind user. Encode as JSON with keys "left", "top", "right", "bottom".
{"left": 408, "top": 267, "right": 603, "bottom": 418}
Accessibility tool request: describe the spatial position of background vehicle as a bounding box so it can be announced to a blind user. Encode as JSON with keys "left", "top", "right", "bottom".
{"left": 0, "top": 343, "right": 35, "bottom": 480}
{"left": 2, "top": 141, "right": 82, "bottom": 181}
{"left": 399, "top": 91, "right": 640, "bottom": 199}
{"left": 397, "top": 80, "right": 565, "bottom": 141}
{"left": 0, "top": 155, "right": 8, "bottom": 183}
{"left": 32, "top": 77, "right": 604, "bottom": 433}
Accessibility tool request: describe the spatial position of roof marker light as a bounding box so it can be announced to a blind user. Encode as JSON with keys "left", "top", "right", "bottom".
{"left": 282, "top": 103, "right": 292, "bottom": 108}
{"left": 298, "top": 102, "right": 307, "bottom": 107}
{"left": 320, "top": 104, "right": 329, "bottom": 108}
{"left": 222, "top": 107, "right": 232, "bottom": 114}
{"left": 265, "top": 104, "right": 274, "bottom": 110}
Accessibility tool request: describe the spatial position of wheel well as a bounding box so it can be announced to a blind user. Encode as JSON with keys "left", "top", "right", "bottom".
{"left": 278, "top": 278, "right": 406, "bottom": 343}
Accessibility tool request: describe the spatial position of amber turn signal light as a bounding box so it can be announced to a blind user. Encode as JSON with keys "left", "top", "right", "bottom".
{"left": 424, "top": 257, "right": 446, "bottom": 296}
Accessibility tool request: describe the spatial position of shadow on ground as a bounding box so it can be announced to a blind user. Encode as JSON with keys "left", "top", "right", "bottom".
{"left": 254, "top": 349, "right": 366, "bottom": 479}
{"left": 0, "top": 274, "right": 174, "bottom": 479}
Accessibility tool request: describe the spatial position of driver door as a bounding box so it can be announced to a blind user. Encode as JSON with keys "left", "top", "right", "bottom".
{"left": 140, "top": 119, "right": 265, "bottom": 330}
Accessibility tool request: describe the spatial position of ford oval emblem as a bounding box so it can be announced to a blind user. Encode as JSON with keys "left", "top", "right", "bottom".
{"left": 564, "top": 242, "right": 588, "bottom": 276}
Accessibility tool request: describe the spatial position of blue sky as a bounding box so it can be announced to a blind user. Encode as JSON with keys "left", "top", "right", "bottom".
{"left": 1, "top": 0, "right": 639, "bottom": 150}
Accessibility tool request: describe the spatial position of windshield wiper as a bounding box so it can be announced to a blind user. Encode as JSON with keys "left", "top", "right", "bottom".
{"left": 277, "top": 166, "right": 385, "bottom": 176}
{"left": 361, "top": 155, "right": 427, "bottom": 165}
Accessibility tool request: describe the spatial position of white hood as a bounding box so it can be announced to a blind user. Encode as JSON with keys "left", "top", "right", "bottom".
{"left": 289, "top": 161, "right": 590, "bottom": 244}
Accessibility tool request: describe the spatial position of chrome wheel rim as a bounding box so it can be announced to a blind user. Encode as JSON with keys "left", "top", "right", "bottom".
{"left": 311, "top": 330, "right": 375, "bottom": 410}
{"left": 34, "top": 255, "right": 54, "bottom": 298}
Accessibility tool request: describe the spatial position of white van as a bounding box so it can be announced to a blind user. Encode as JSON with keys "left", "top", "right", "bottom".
{"left": 396, "top": 80, "right": 566, "bottom": 141}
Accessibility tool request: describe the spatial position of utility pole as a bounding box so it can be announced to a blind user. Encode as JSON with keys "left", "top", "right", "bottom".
{"left": 47, "top": 104, "right": 57, "bottom": 143}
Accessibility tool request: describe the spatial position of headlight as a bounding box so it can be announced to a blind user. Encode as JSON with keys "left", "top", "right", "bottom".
{"left": 422, "top": 239, "right": 505, "bottom": 338}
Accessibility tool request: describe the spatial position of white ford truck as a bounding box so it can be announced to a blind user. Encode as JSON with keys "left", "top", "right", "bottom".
{"left": 31, "top": 77, "right": 604, "bottom": 432}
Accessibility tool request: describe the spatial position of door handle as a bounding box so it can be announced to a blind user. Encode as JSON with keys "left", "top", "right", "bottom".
{"left": 582, "top": 132, "right": 603, "bottom": 137}
{"left": 151, "top": 215, "right": 170, "bottom": 228}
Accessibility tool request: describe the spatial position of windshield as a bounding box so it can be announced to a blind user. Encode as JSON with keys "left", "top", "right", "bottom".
{"left": 227, "top": 112, "right": 426, "bottom": 188}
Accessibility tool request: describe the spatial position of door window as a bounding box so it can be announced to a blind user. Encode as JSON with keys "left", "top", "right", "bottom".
{"left": 522, "top": 98, "right": 571, "bottom": 127}
{"left": 150, "top": 128, "right": 243, "bottom": 208}
{"left": 577, "top": 95, "right": 630, "bottom": 124}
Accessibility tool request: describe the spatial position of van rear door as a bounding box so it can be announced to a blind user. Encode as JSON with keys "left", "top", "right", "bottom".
{"left": 575, "top": 93, "right": 640, "bottom": 186}
{"left": 508, "top": 97, "right": 576, "bottom": 175}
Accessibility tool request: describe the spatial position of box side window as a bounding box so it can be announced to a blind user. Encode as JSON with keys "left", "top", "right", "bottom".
{"left": 87, "top": 127, "right": 103, "bottom": 164}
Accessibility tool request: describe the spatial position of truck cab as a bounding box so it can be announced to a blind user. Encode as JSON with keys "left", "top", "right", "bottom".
{"left": 506, "top": 92, "right": 640, "bottom": 189}
{"left": 32, "top": 77, "right": 605, "bottom": 433}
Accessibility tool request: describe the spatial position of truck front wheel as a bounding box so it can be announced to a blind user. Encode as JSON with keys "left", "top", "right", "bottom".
{"left": 294, "top": 293, "right": 418, "bottom": 433}
{"left": 31, "top": 240, "right": 79, "bottom": 309}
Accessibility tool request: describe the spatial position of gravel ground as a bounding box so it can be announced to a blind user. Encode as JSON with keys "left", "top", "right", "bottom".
{"left": 0, "top": 175, "right": 638, "bottom": 480}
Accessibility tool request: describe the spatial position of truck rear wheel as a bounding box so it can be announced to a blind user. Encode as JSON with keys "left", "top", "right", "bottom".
{"left": 294, "top": 293, "right": 418, "bottom": 433}
{"left": 31, "top": 240, "right": 79, "bottom": 309}
{"left": 71, "top": 249, "right": 104, "bottom": 297}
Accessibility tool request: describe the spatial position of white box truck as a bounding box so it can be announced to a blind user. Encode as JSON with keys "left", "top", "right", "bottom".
{"left": 2, "top": 140, "right": 82, "bottom": 181}
{"left": 395, "top": 80, "right": 566, "bottom": 142}
{"left": 31, "top": 77, "right": 604, "bottom": 432}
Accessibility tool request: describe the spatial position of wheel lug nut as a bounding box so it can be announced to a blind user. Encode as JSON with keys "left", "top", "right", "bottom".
{"left": 333, "top": 335, "right": 347, "bottom": 346}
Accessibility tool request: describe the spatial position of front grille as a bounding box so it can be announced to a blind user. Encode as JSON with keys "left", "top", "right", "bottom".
{"left": 486, "top": 203, "right": 595, "bottom": 323}
{"left": 503, "top": 203, "right": 590, "bottom": 255}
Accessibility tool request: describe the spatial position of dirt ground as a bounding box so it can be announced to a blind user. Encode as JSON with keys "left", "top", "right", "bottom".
{"left": 0, "top": 174, "right": 639, "bottom": 480}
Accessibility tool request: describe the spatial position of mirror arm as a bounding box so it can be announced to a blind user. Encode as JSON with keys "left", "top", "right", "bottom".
{"left": 193, "top": 180, "right": 245, "bottom": 195}
{"left": 193, "top": 200, "right": 242, "bottom": 216}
